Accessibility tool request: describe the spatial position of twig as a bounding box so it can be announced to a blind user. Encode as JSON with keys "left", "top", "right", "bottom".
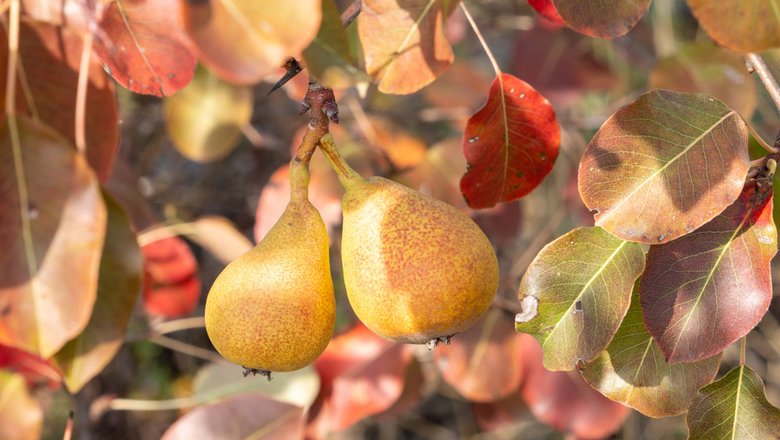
{"left": 63, "top": 411, "right": 74, "bottom": 440}
{"left": 152, "top": 317, "right": 206, "bottom": 335}
{"left": 341, "top": 0, "right": 362, "bottom": 27}
{"left": 149, "top": 335, "right": 224, "bottom": 363}
{"left": 746, "top": 53, "right": 780, "bottom": 115}
{"left": 748, "top": 123, "right": 778, "bottom": 153}
{"left": 460, "top": 2, "right": 502, "bottom": 78}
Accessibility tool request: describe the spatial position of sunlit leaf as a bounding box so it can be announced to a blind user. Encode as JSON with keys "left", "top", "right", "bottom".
{"left": 0, "top": 21, "right": 118, "bottom": 181}
{"left": 527, "top": 0, "right": 564, "bottom": 25}
{"left": 161, "top": 393, "right": 304, "bottom": 440}
{"left": 435, "top": 309, "right": 524, "bottom": 402}
{"left": 189, "top": 216, "right": 253, "bottom": 265}
{"left": 303, "top": 0, "right": 368, "bottom": 89}
{"left": 0, "top": 370, "right": 43, "bottom": 440}
{"left": 550, "top": 0, "right": 651, "bottom": 38}
{"left": 687, "top": 366, "right": 780, "bottom": 439}
{"left": 52, "top": 193, "right": 142, "bottom": 393}
{"left": 359, "top": 0, "right": 458, "bottom": 94}
{"left": 649, "top": 42, "right": 757, "bottom": 119}
{"left": 582, "top": 288, "right": 721, "bottom": 417}
{"left": 142, "top": 236, "right": 201, "bottom": 318}
{"left": 578, "top": 90, "right": 749, "bottom": 244}
{"left": 163, "top": 66, "right": 253, "bottom": 163}
{"left": 193, "top": 362, "right": 320, "bottom": 409}
{"left": 460, "top": 73, "right": 560, "bottom": 209}
{"left": 93, "top": 0, "right": 196, "bottom": 96}
{"left": 519, "top": 334, "right": 630, "bottom": 438}
{"left": 182, "top": 0, "right": 321, "bottom": 84}
{"left": 0, "top": 116, "right": 105, "bottom": 357}
{"left": 516, "top": 227, "right": 644, "bottom": 371}
{"left": 641, "top": 184, "right": 776, "bottom": 362}
{"left": 687, "top": 0, "right": 780, "bottom": 53}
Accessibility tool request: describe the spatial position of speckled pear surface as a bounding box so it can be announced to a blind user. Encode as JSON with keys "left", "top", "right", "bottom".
{"left": 340, "top": 176, "right": 499, "bottom": 344}
{"left": 205, "top": 161, "right": 335, "bottom": 371}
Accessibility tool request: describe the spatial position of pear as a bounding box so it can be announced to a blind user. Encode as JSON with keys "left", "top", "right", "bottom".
{"left": 205, "top": 159, "right": 335, "bottom": 373}
{"left": 319, "top": 134, "right": 499, "bottom": 345}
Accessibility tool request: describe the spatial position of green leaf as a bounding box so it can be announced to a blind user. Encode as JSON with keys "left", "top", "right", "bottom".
{"left": 687, "top": 0, "right": 780, "bottom": 53}
{"left": 582, "top": 288, "right": 721, "bottom": 417}
{"left": 641, "top": 185, "right": 776, "bottom": 363}
{"left": 303, "top": 0, "right": 368, "bottom": 89}
{"left": 687, "top": 365, "right": 780, "bottom": 439}
{"left": 515, "top": 227, "right": 645, "bottom": 371}
{"left": 52, "top": 192, "right": 142, "bottom": 392}
{"left": 578, "top": 90, "right": 749, "bottom": 244}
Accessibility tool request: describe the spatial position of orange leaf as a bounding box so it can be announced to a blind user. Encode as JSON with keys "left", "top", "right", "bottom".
{"left": 460, "top": 73, "right": 560, "bottom": 209}
{"left": 93, "top": 0, "right": 196, "bottom": 96}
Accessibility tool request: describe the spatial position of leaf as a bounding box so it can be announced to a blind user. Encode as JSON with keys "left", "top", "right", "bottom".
{"left": 687, "top": 0, "right": 780, "bottom": 53}
{"left": 640, "top": 184, "right": 776, "bottom": 363}
{"left": 0, "top": 370, "right": 43, "bottom": 440}
{"left": 193, "top": 362, "right": 320, "bottom": 409}
{"left": 460, "top": 73, "right": 560, "bottom": 209}
{"left": 302, "top": 0, "right": 368, "bottom": 89}
{"left": 649, "top": 42, "right": 757, "bottom": 119}
{"left": 581, "top": 288, "right": 721, "bottom": 417}
{"left": 578, "top": 90, "right": 749, "bottom": 244}
{"left": 527, "top": 0, "right": 564, "bottom": 25}
{"left": 142, "top": 236, "right": 201, "bottom": 318}
{"left": 189, "top": 216, "right": 253, "bottom": 265}
{"left": 359, "top": 0, "right": 458, "bottom": 94}
{"left": 550, "top": 0, "right": 651, "bottom": 38}
{"left": 309, "top": 324, "right": 414, "bottom": 432}
{"left": 161, "top": 393, "right": 305, "bottom": 440}
{"left": 435, "top": 309, "right": 524, "bottom": 402}
{"left": 182, "top": 0, "right": 321, "bottom": 85}
{"left": 518, "top": 334, "right": 630, "bottom": 438}
{"left": 0, "top": 344, "right": 61, "bottom": 389}
{"left": 163, "top": 66, "right": 253, "bottom": 163}
{"left": 93, "top": 0, "right": 196, "bottom": 96}
{"left": 687, "top": 366, "right": 780, "bottom": 439}
{"left": 52, "top": 193, "right": 142, "bottom": 393}
{"left": 0, "top": 20, "right": 118, "bottom": 181}
{"left": 0, "top": 116, "right": 106, "bottom": 357}
{"left": 515, "top": 226, "right": 645, "bottom": 371}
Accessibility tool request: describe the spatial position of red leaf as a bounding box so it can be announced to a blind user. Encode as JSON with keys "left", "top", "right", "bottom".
{"left": 641, "top": 185, "right": 776, "bottom": 362}
{"left": 0, "top": 344, "right": 61, "bottom": 389}
{"left": 519, "top": 334, "right": 630, "bottom": 438}
{"left": 141, "top": 237, "right": 201, "bottom": 318}
{"left": 527, "top": 0, "right": 565, "bottom": 25}
{"left": 460, "top": 73, "right": 560, "bottom": 209}
{"left": 308, "top": 324, "right": 414, "bottom": 435}
{"left": 93, "top": 0, "right": 196, "bottom": 96}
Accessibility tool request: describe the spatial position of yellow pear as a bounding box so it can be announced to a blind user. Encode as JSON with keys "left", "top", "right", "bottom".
{"left": 205, "top": 159, "right": 335, "bottom": 372}
{"left": 319, "top": 134, "right": 498, "bottom": 345}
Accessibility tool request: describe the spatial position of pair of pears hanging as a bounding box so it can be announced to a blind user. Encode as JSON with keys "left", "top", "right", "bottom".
{"left": 204, "top": 134, "right": 499, "bottom": 375}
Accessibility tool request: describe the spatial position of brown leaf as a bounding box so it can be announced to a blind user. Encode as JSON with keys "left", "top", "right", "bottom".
{"left": 163, "top": 66, "right": 253, "bottom": 163}
{"left": 688, "top": 0, "right": 780, "bottom": 53}
{"left": 0, "top": 116, "right": 106, "bottom": 357}
{"left": 641, "top": 185, "right": 776, "bottom": 362}
{"left": 52, "top": 193, "right": 142, "bottom": 393}
{"left": 578, "top": 90, "right": 749, "bottom": 244}
{"left": 182, "top": 0, "right": 321, "bottom": 84}
{"left": 161, "top": 393, "right": 305, "bottom": 440}
{"left": 0, "top": 20, "right": 118, "bottom": 181}
{"left": 518, "top": 334, "right": 630, "bottom": 438}
{"left": 359, "top": 0, "right": 458, "bottom": 94}
{"left": 93, "top": 0, "right": 196, "bottom": 96}
{"left": 460, "top": 73, "right": 560, "bottom": 209}
{"left": 0, "top": 370, "right": 43, "bottom": 440}
{"left": 435, "top": 309, "right": 524, "bottom": 402}
{"left": 551, "top": 0, "right": 651, "bottom": 38}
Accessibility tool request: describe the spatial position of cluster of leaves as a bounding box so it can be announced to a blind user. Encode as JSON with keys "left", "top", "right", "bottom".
{"left": 2, "top": 0, "right": 780, "bottom": 438}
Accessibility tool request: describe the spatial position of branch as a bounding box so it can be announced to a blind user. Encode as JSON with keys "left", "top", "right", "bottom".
{"left": 746, "top": 53, "right": 780, "bottom": 114}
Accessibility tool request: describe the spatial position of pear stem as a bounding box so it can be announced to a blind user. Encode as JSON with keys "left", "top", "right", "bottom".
{"left": 318, "top": 133, "right": 362, "bottom": 187}
{"left": 294, "top": 80, "right": 339, "bottom": 165}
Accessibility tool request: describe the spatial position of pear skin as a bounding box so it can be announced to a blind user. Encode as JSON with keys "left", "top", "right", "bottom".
{"left": 339, "top": 176, "right": 499, "bottom": 343}
{"left": 205, "top": 160, "right": 335, "bottom": 372}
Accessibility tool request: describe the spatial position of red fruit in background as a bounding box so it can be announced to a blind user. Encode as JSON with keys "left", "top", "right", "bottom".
{"left": 142, "top": 237, "right": 201, "bottom": 318}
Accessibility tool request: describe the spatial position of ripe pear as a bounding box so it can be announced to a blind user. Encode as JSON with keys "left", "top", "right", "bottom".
{"left": 319, "top": 134, "right": 499, "bottom": 345}
{"left": 205, "top": 159, "right": 335, "bottom": 372}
